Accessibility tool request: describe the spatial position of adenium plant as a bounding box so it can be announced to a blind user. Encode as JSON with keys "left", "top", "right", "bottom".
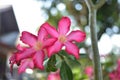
{"left": 9, "top": 16, "right": 86, "bottom": 79}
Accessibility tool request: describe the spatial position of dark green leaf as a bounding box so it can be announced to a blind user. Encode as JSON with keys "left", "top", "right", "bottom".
{"left": 46, "top": 55, "right": 57, "bottom": 72}
{"left": 60, "top": 61, "right": 73, "bottom": 80}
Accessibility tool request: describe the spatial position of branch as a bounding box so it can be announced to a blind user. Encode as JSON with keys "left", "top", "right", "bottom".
{"left": 85, "top": 0, "right": 94, "bottom": 10}
{"left": 84, "top": 0, "right": 105, "bottom": 80}
{"left": 95, "top": 0, "right": 106, "bottom": 9}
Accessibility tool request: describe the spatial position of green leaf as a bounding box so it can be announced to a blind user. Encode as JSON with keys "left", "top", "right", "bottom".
{"left": 60, "top": 61, "right": 73, "bottom": 80}
{"left": 59, "top": 50, "right": 81, "bottom": 66}
{"left": 46, "top": 55, "right": 57, "bottom": 72}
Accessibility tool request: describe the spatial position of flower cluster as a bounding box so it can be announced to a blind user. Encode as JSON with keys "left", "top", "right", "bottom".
{"left": 9, "top": 16, "right": 86, "bottom": 74}
{"left": 109, "top": 59, "right": 120, "bottom": 80}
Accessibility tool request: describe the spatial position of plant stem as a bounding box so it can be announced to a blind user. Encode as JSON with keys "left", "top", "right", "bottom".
{"left": 90, "top": 8, "right": 103, "bottom": 80}
{"left": 85, "top": 0, "right": 106, "bottom": 80}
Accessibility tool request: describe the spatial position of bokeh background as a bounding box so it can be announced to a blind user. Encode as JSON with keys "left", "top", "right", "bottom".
{"left": 0, "top": 0, "right": 120, "bottom": 80}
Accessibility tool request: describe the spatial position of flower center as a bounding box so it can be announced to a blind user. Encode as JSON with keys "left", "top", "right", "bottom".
{"left": 34, "top": 41, "right": 42, "bottom": 51}
{"left": 58, "top": 35, "right": 66, "bottom": 43}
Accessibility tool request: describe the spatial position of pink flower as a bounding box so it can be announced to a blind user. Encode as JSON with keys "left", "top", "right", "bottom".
{"left": 9, "top": 26, "right": 56, "bottom": 73}
{"left": 9, "top": 44, "right": 25, "bottom": 73}
{"left": 84, "top": 66, "right": 93, "bottom": 78}
{"left": 109, "top": 71, "right": 120, "bottom": 80}
{"left": 109, "top": 71, "right": 117, "bottom": 80}
{"left": 42, "top": 17, "right": 86, "bottom": 59}
{"left": 47, "top": 70, "right": 61, "bottom": 80}
{"left": 109, "top": 59, "right": 120, "bottom": 80}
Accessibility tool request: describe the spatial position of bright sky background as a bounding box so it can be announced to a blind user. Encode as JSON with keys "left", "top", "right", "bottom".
{"left": 0, "top": 0, "right": 45, "bottom": 34}
{"left": 0, "top": 0, "right": 120, "bottom": 56}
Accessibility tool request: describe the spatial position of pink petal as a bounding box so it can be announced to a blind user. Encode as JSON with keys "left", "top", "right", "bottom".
{"left": 9, "top": 59, "right": 16, "bottom": 73}
{"left": 85, "top": 66, "right": 93, "bottom": 77}
{"left": 43, "top": 38, "right": 57, "bottom": 48}
{"left": 64, "top": 41, "right": 79, "bottom": 59}
{"left": 28, "top": 60, "right": 34, "bottom": 69}
{"left": 33, "top": 50, "right": 45, "bottom": 70}
{"left": 9, "top": 53, "right": 16, "bottom": 63}
{"left": 58, "top": 17, "right": 71, "bottom": 35}
{"left": 67, "top": 30, "right": 86, "bottom": 42}
{"left": 20, "top": 31, "right": 37, "bottom": 46}
{"left": 16, "top": 44, "right": 26, "bottom": 51}
{"left": 18, "top": 59, "right": 29, "bottom": 74}
{"left": 42, "top": 22, "right": 58, "bottom": 38}
{"left": 48, "top": 69, "right": 61, "bottom": 80}
{"left": 16, "top": 47, "right": 35, "bottom": 61}
{"left": 38, "top": 26, "right": 48, "bottom": 42}
{"left": 18, "top": 59, "right": 34, "bottom": 74}
{"left": 47, "top": 40, "right": 63, "bottom": 57}
{"left": 109, "top": 72, "right": 116, "bottom": 79}
{"left": 9, "top": 54, "right": 17, "bottom": 72}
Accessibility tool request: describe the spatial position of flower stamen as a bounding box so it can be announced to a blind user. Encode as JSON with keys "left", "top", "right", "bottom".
{"left": 58, "top": 35, "right": 66, "bottom": 43}
{"left": 34, "top": 41, "right": 43, "bottom": 51}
